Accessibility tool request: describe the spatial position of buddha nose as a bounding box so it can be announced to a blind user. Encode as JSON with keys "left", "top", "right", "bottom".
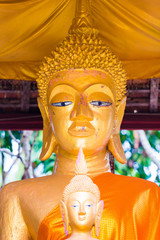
{"left": 78, "top": 204, "right": 86, "bottom": 215}
{"left": 70, "top": 95, "right": 93, "bottom": 121}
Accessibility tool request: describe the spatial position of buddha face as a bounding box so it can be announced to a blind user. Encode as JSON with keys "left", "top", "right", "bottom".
{"left": 67, "top": 191, "right": 97, "bottom": 232}
{"left": 47, "top": 69, "right": 116, "bottom": 155}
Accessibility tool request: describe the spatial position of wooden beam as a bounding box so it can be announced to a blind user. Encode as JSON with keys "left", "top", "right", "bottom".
{"left": 0, "top": 90, "right": 21, "bottom": 99}
{"left": 121, "top": 113, "right": 160, "bottom": 130}
{"left": 149, "top": 78, "right": 159, "bottom": 112}
{"left": 127, "top": 89, "right": 150, "bottom": 98}
{"left": 0, "top": 113, "right": 160, "bottom": 130}
{"left": 21, "top": 81, "right": 31, "bottom": 112}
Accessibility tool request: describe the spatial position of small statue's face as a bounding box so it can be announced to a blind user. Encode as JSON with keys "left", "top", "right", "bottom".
{"left": 67, "top": 191, "right": 97, "bottom": 231}
{"left": 48, "top": 69, "right": 116, "bottom": 155}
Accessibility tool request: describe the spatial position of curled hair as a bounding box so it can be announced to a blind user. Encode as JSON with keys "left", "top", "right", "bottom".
{"left": 37, "top": 30, "right": 127, "bottom": 108}
{"left": 62, "top": 175, "right": 100, "bottom": 204}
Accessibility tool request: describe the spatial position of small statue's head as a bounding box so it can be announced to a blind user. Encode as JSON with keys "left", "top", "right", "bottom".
{"left": 60, "top": 148, "right": 104, "bottom": 237}
{"left": 36, "top": 28, "right": 127, "bottom": 163}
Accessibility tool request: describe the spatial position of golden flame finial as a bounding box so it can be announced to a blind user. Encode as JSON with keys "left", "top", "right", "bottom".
{"left": 75, "top": 147, "right": 87, "bottom": 175}
{"left": 69, "top": 0, "right": 94, "bottom": 33}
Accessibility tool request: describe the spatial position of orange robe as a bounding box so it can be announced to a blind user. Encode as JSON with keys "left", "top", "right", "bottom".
{"left": 38, "top": 173, "right": 160, "bottom": 240}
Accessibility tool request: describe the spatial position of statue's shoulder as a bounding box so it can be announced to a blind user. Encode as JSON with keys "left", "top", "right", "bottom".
{"left": 0, "top": 174, "right": 72, "bottom": 211}
{"left": 0, "top": 178, "right": 37, "bottom": 217}
{"left": 0, "top": 175, "right": 47, "bottom": 197}
{"left": 0, "top": 180, "right": 26, "bottom": 218}
{"left": 0, "top": 175, "right": 62, "bottom": 240}
{"left": 115, "top": 173, "right": 159, "bottom": 192}
{"left": 95, "top": 172, "right": 160, "bottom": 202}
{"left": 114, "top": 173, "right": 160, "bottom": 194}
{"left": 0, "top": 180, "right": 20, "bottom": 202}
{"left": 0, "top": 175, "right": 53, "bottom": 215}
{"left": 0, "top": 181, "right": 31, "bottom": 239}
{"left": 122, "top": 175, "right": 160, "bottom": 203}
{"left": 102, "top": 172, "right": 159, "bottom": 188}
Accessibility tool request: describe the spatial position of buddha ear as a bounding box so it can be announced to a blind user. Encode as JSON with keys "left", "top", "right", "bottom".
{"left": 95, "top": 200, "right": 104, "bottom": 237}
{"left": 37, "top": 97, "right": 58, "bottom": 161}
{"left": 108, "top": 97, "right": 127, "bottom": 164}
{"left": 60, "top": 200, "right": 69, "bottom": 237}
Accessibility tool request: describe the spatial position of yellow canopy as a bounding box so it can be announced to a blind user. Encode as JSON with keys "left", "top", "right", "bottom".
{"left": 0, "top": 0, "right": 160, "bottom": 81}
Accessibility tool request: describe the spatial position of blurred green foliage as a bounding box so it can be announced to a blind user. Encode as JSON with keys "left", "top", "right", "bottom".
{"left": 115, "top": 130, "right": 160, "bottom": 186}
{"left": 0, "top": 131, "right": 21, "bottom": 151}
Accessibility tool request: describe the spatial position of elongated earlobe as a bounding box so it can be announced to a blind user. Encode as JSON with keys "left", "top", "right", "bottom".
{"left": 38, "top": 97, "right": 58, "bottom": 160}
{"left": 108, "top": 97, "right": 127, "bottom": 164}
{"left": 60, "top": 200, "right": 69, "bottom": 237}
{"left": 95, "top": 200, "right": 104, "bottom": 237}
{"left": 108, "top": 134, "right": 126, "bottom": 163}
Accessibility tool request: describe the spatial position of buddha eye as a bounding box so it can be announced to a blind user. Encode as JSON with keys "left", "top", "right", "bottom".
{"left": 90, "top": 101, "right": 112, "bottom": 107}
{"left": 86, "top": 204, "right": 93, "bottom": 207}
{"left": 51, "top": 101, "right": 72, "bottom": 107}
{"left": 71, "top": 204, "right": 79, "bottom": 208}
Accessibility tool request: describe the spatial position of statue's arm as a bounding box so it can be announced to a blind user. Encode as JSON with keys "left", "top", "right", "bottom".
{"left": 0, "top": 183, "right": 31, "bottom": 240}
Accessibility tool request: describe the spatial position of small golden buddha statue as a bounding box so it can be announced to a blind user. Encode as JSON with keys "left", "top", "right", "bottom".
{"left": 0, "top": 0, "right": 160, "bottom": 239}
{"left": 60, "top": 148, "right": 104, "bottom": 240}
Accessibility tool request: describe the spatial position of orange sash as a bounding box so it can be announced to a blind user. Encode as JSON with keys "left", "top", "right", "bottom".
{"left": 38, "top": 173, "right": 160, "bottom": 240}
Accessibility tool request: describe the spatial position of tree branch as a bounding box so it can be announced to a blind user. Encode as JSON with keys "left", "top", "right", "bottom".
{"left": 0, "top": 148, "right": 17, "bottom": 157}
{"left": 8, "top": 131, "right": 20, "bottom": 143}
{"left": 22, "top": 131, "right": 34, "bottom": 178}
{"left": 138, "top": 130, "right": 160, "bottom": 170}
{"left": 30, "top": 131, "right": 38, "bottom": 154}
{"left": 7, "top": 158, "right": 19, "bottom": 174}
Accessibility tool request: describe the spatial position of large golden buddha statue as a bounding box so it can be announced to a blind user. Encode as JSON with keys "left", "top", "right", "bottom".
{"left": 0, "top": 1, "right": 160, "bottom": 240}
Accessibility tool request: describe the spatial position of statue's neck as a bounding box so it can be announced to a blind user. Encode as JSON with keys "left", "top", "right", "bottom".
{"left": 53, "top": 148, "right": 110, "bottom": 177}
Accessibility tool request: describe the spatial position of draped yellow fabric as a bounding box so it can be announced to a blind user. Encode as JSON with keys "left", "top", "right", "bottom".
{"left": 38, "top": 173, "right": 160, "bottom": 240}
{"left": 0, "top": 0, "right": 160, "bottom": 81}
